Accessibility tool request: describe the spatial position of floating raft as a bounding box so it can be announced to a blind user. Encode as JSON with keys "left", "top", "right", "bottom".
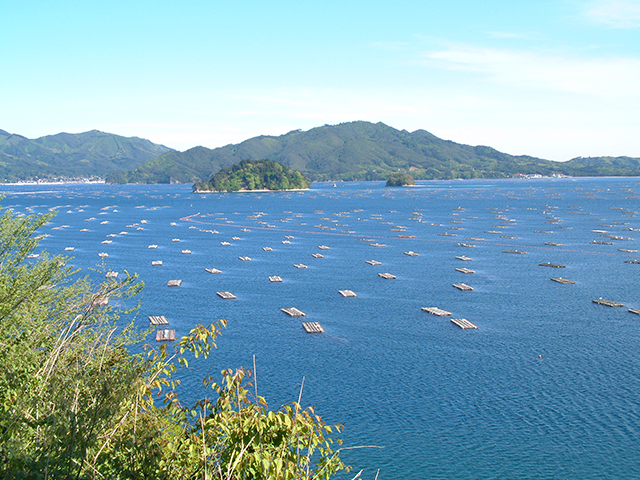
{"left": 239, "top": 256, "right": 252, "bottom": 261}
{"left": 181, "top": 249, "right": 192, "bottom": 254}
{"left": 450, "top": 318, "right": 477, "bottom": 329}
{"left": 172, "top": 238, "right": 180, "bottom": 242}
{"left": 544, "top": 242, "right": 564, "bottom": 246}
{"left": 282, "top": 240, "right": 291, "bottom": 244}
{"left": 619, "top": 249, "right": 638, "bottom": 253}
{"left": 551, "top": 277, "right": 575, "bottom": 284}
{"left": 285, "top": 235, "right": 295, "bottom": 239}
{"left": 149, "top": 315, "right": 169, "bottom": 325}
{"left": 294, "top": 264, "right": 308, "bottom": 269}
{"left": 302, "top": 322, "right": 324, "bottom": 333}
{"left": 101, "top": 240, "right": 112, "bottom": 244}
{"left": 591, "top": 240, "right": 613, "bottom": 245}
{"left": 404, "top": 251, "right": 419, "bottom": 256}
{"left": 455, "top": 255, "right": 473, "bottom": 261}
{"left": 64, "top": 247, "right": 75, "bottom": 251}
{"left": 269, "top": 276, "right": 283, "bottom": 282}
{"left": 421, "top": 307, "right": 452, "bottom": 316}
{"left": 281, "top": 307, "right": 306, "bottom": 317}
{"left": 378, "top": 273, "right": 397, "bottom": 279}
{"left": 629, "top": 308, "right": 640, "bottom": 315}
{"left": 365, "top": 260, "right": 382, "bottom": 265}
{"left": 156, "top": 329, "right": 175, "bottom": 341}
{"left": 311, "top": 253, "right": 324, "bottom": 258}
{"left": 539, "top": 262, "right": 565, "bottom": 268}
{"left": 205, "top": 268, "right": 222, "bottom": 274}
{"left": 263, "top": 247, "right": 273, "bottom": 251}
{"left": 232, "top": 236, "right": 241, "bottom": 240}
{"left": 503, "top": 250, "right": 526, "bottom": 254}
{"left": 167, "top": 279, "right": 182, "bottom": 287}
{"left": 98, "top": 252, "right": 108, "bottom": 257}
{"left": 453, "top": 283, "right": 474, "bottom": 291}
{"left": 318, "top": 245, "right": 330, "bottom": 250}
{"left": 152, "top": 260, "right": 163, "bottom": 266}
{"left": 592, "top": 298, "right": 624, "bottom": 307}
{"left": 339, "top": 290, "right": 357, "bottom": 297}
{"left": 455, "top": 243, "right": 475, "bottom": 248}
{"left": 148, "top": 244, "right": 158, "bottom": 249}
{"left": 106, "top": 271, "right": 119, "bottom": 278}
{"left": 217, "top": 291, "right": 236, "bottom": 299}
{"left": 624, "top": 260, "right": 640, "bottom": 264}
{"left": 455, "top": 267, "right": 475, "bottom": 274}
{"left": 370, "top": 243, "right": 386, "bottom": 247}
{"left": 221, "top": 241, "right": 231, "bottom": 246}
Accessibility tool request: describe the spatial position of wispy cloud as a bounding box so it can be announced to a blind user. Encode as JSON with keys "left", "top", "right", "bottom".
{"left": 584, "top": 0, "right": 640, "bottom": 28}
{"left": 421, "top": 44, "right": 640, "bottom": 97}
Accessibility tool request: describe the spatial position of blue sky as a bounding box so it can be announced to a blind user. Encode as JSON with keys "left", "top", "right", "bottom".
{"left": 2, "top": 0, "right": 639, "bottom": 160}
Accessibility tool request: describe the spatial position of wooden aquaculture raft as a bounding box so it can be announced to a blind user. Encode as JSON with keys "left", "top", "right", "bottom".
{"left": 318, "top": 245, "right": 330, "bottom": 250}
{"left": 238, "top": 256, "right": 252, "bottom": 261}
{"left": 592, "top": 298, "right": 624, "bottom": 307}
{"left": 156, "top": 329, "right": 175, "bottom": 341}
{"left": 629, "top": 308, "right": 640, "bottom": 315}
{"left": 378, "top": 273, "right": 396, "bottom": 279}
{"left": 551, "top": 277, "right": 575, "bottom": 284}
{"left": 455, "top": 268, "right": 475, "bottom": 274}
{"left": 167, "top": 279, "right": 182, "bottom": 287}
{"left": 338, "top": 290, "right": 357, "bottom": 297}
{"left": 539, "top": 262, "right": 565, "bottom": 268}
{"left": 450, "top": 318, "right": 477, "bottom": 329}
{"left": 302, "top": 322, "right": 324, "bottom": 333}
{"left": 404, "top": 251, "right": 419, "bottom": 256}
{"left": 625, "top": 260, "right": 640, "bottom": 264}
{"left": 269, "top": 276, "right": 283, "bottom": 282}
{"left": 148, "top": 244, "right": 158, "bottom": 249}
{"left": 453, "top": 283, "right": 474, "bottom": 291}
{"left": 205, "top": 268, "right": 222, "bottom": 274}
{"left": 152, "top": 260, "right": 163, "bottom": 266}
{"left": 365, "top": 260, "right": 382, "bottom": 265}
{"left": 293, "top": 264, "right": 308, "bottom": 269}
{"left": 421, "top": 307, "right": 452, "bottom": 317}
{"left": 181, "top": 250, "right": 191, "bottom": 254}
{"left": 311, "top": 253, "right": 324, "bottom": 258}
{"left": 217, "top": 291, "right": 236, "bottom": 299}
{"left": 149, "top": 315, "right": 169, "bottom": 325}
{"left": 503, "top": 250, "right": 526, "bottom": 254}
{"left": 281, "top": 307, "right": 306, "bottom": 317}
{"left": 263, "top": 247, "right": 273, "bottom": 251}
{"left": 455, "top": 255, "right": 473, "bottom": 261}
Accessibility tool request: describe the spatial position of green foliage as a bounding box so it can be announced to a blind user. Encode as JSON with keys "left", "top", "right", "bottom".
{"left": 0, "top": 204, "right": 347, "bottom": 479}
{"left": 385, "top": 173, "right": 415, "bottom": 186}
{"left": 194, "top": 160, "right": 311, "bottom": 192}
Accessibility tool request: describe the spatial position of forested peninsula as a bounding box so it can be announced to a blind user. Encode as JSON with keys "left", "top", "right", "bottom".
{"left": 193, "top": 160, "right": 310, "bottom": 192}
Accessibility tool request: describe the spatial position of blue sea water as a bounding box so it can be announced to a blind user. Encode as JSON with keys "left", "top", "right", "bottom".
{"left": 2, "top": 177, "right": 640, "bottom": 479}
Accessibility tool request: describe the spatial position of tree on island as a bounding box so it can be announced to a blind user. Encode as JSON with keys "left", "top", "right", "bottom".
{"left": 0, "top": 205, "right": 347, "bottom": 479}
{"left": 385, "top": 172, "right": 415, "bottom": 186}
{"left": 194, "top": 159, "right": 310, "bottom": 192}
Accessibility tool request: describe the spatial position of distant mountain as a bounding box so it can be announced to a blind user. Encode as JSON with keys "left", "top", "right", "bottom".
{"left": 0, "top": 129, "right": 173, "bottom": 182}
{"left": 107, "top": 121, "right": 640, "bottom": 184}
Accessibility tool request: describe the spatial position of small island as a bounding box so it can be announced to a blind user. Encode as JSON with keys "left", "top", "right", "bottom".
{"left": 385, "top": 172, "right": 415, "bottom": 187}
{"left": 193, "top": 159, "right": 310, "bottom": 192}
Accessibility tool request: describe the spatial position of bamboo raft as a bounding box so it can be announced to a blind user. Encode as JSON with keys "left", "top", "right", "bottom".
{"left": 592, "top": 298, "right": 624, "bottom": 307}
{"left": 294, "top": 264, "right": 308, "bottom": 269}
{"left": 152, "top": 260, "right": 163, "bottom": 266}
{"left": 544, "top": 242, "right": 564, "bottom": 246}
{"left": 590, "top": 240, "right": 613, "bottom": 245}
{"left": 311, "top": 253, "right": 324, "bottom": 258}
{"left": 539, "top": 262, "right": 565, "bottom": 268}
{"left": 455, "top": 255, "right": 473, "bottom": 261}
{"left": 404, "top": 251, "right": 419, "bottom": 256}
{"left": 239, "top": 256, "right": 252, "bottom": 261}
{"left": 302, "top": 322, "right": 324, "bottom": 333}
{"left": 205, "top": 267, "right": 222, "bottom": 274}
{"left": 370, "top": 243, "right": 386, "bottom": 247}
{"left": 625, "top": 260, "right": 640, "bottom": 264}
{"left": 167, "top": 280, "right": 182, "bottom": 287}
{"left": 450, "top": 318, "right": 477, "bottom": 329}
{"left": 378, "top": 273, "right": 397, "bottom": 279}
{"left": 156, "top": 329, "right": 175, "bottom": 341}
{"left": 149, "top": 315, "right": 169, "bottom": 325}
{"left": 551, "top": 277, "right": 575, "bottom": 284}
{"left": 455, "top": 243, "right": 475, "bottom": 248}
{"left": 455, "top": 267, "right": 475, "bottom": 274}
{"left": 338, "top": 290, "right": 357, "bottom": 297}
{"left": 619, "top": 249, "right": 638, "bottom": 253}
{"left": 269, "top": 276, "right": 283, "bottom": 282}
{"left": 453, "top": 283, "right": 474, "bottom": 291}
{"left": 438, "top": 233, "right": 457, "bottom": 237}
{"left": 421, "top": 307, "right": 452, "bottom": 316}
{"left": 365, "top": 260, "right": 382, "bottom": 265}
{"left": 217, "top": 291, "right": 236, "bottom": 299}
{"left": 503, "top": 250, "right": 526, "bottom": 254}
{"left": 281, "top": 307, "right": 306, "bottom": 317}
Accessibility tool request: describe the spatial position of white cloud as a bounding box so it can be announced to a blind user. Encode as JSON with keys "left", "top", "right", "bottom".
{"left": 584, "top": 0, "right": 640, "bottom": 28}
{"left": 421, "top": 44, "right": 640, "bottom": 98}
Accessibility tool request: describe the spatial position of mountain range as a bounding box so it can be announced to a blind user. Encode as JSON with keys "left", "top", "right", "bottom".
{"left": 2, "top": 122, "right": 639, "bottom": 183}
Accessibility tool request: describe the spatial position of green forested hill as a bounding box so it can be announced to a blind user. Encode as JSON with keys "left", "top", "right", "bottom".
{"left": 108, "top": 121, "right": 640, "bottom": 184}
{"left": 194, "top": 160, "right": 310, "bottom": 191}
{"left": 0, "top": 129, "right": 172, "bottom": 182}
